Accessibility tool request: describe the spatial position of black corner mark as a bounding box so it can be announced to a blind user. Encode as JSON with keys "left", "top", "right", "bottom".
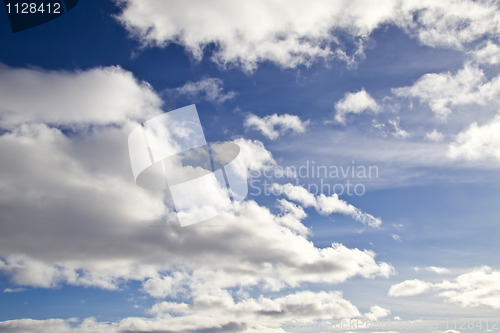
{"left": 63, "top": 0, "right": 78, "bottom": 11}
{"left": 3, "top": 0, "right": 81, "bottom": 33}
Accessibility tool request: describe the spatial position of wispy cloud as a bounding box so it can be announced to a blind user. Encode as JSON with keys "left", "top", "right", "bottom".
{"left": 272, "top": 183, "right": 382, "bottom": 228}
{"left": 3, "top": 288, "right": 25, "bottom": 293}
{"left": 244, "top": 113, "right": 308, "bottom": 140}
{"left": 172, "top": 77, "right": 236, "bottom": 103}
{"left": 426, "top": 266, "right": 450, "bottom": 275}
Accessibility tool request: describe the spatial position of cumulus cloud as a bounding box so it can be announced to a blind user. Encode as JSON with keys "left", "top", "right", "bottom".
{"left": 233, "top": 138, "right": 276, "bottom": 173}
{"left": 335, "top": 89, "right": 380, "bottom": 124}
{"left": 0, "top": 291, "right": 361, "bottom": 332}
{"left": 142, "top": 272, "right": 188, "bottom": 299}
{"left": 436, "top": 266, "right": 500, "bottom": 309}
{"left": 0, "top": 122, "right": 391, "bottom": 291}
{"left": 426, "top": 266, "right": 451, "bottom": 275}
{"left": 0, "top": 64, "right": 162, "bottom": 129}
{"left": 244, "top": 113, "right": 308, "bottom": 140}
{"left": 364, "top": 305, "right": 391, "bottom": 321}
{"left": 396, "top": 0, "right": 500, "bottom": 49}
{"left": 425, "top": 129, "right": 444, "bottom": 142}
{"left": 115, "top": 0, "right": 399, "bottom": 72}
{"left": 389, "top": 266, "right": 500, "bottom": 309}
{"left": 388, "top": 279, "right": 432, "bottom": 297}
{"left": 172, "top": 77, "right": 236, "bottom": 103}
{"left": 115, "top": 0, "right": 500, "bottom": 72}
{"left": 0, "top": 64, "right": 395, "bottom": 332}
{"left": 469, "top": 41, "right": 500, "bottom": 65}
{"left": 0, "top": 318, "right": 80, "bottom": 333}
{"left": 149, "top": 290, "right": 361, "bottom": 323}
{"left": 393, "top": 64, "right": 500, "bottom": 118}
{"left": 272, "top": 183, "right": 382, "bottom": 228}
{"left": 448, "top": 114, "right": 500, "bottom": 162}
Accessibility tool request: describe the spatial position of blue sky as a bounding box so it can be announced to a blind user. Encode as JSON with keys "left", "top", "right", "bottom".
{"left": 1, "top": 0, "right": 500, "bottom": 332}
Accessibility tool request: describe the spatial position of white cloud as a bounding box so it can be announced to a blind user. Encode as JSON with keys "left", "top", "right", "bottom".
{"left": 364, "top": 305, "right": 391, "bottom": 321}
{"left": 396, "top": 0, "right": 500, "bottom": 49}
{"left": 448, "top": 115, "right": 500, "bottom": 162}
{"left": 335, "top": 89, "right": 380, "bottom": 124}
{"left": 0, "top": 291, "right": 362, "bottom": 332}
{"left": 469, "top": 41, "right": 500, "bottom": 65}
{"left": 115, "top": 0, "right": 500, "bottom": 73}
{"left": 372, "top": 118, "right": 409, "bottom": 139}
{"left": 233, "top": 138, "right": 276, "bottom": 173}
{"left": 0, "top": 64, "right": 162, "bottom": 129}
{"left": 276, "top": 199, "right": 310, "bottom": 236}
{"left": 2, "top": 287, "right": 25, "bottom": 293}
{"left": 425, "top": 129, "right": 444, "bottom": 142}
{"left": 115, "top": 0, "right": 400, "bottom": 72}
{"left": 0, "top": 64, "right": 396, "bottom": 332}
{"left": 272, "top": 183, "right": 382, "bottom": 228}
{"left": 426, "top": 266, "right": 451, "bottom": 275}
{"left": 436, "top": 266, "right": 500, "bottom": 309}
{"left": 388, "top": 279, "right": 432, "bottom": 297}
{"left": 173, "top": 77, "right": 236, "bottom": 103}
{"left": 392, "top": 234, "right": 401, "bottom": 242}
{"left": 142, "top": 272, "right": 188, "bottom": 299}
{"left": 392, "top": 223, "right": 404, "bottom": 231}
{"left": 0, "top": 318, "right": 78, "bottom": 333}
{"left": 0, "top": 122, "right": 391, "bottom": 291}
{"left": 389, "top": 267, "right": 500, "bottom": 309}
{"left": 389, "top": 118, "right": 409, "bottom": 139}
{"left": 244, "top": 113, "right": 308, "bottom": 140}
{"left": 393, "top": 64, "right": 500, "bottom": 118}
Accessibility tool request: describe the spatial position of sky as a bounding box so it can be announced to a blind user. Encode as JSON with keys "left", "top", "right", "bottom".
{"left": 0, "top": 0, "right": 500, "bottom": 332}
